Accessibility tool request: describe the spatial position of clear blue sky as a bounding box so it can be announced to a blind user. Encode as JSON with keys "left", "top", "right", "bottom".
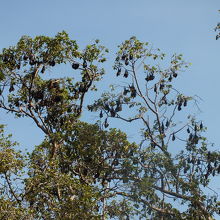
{"left": 0, "top": 0, "right": 219, "bottom": 217}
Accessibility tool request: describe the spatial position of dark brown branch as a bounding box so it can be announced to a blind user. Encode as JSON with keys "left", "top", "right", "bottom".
{"left": 4, "top": 172, "right": 21, "bottom": 204}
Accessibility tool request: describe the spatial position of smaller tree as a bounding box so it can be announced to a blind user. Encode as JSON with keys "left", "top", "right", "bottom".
{"left": 0, "top": 125, "right": 28, "bottom": 219}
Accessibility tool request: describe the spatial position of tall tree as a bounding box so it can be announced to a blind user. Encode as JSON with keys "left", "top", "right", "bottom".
{"left": 0, "top": 32, "right": 219, "bottom": 219}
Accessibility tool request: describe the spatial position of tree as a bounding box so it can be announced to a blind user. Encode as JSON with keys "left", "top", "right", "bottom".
{"left": 0, "top": 31, "right": 219, "bottom": 219}
{"left": 215, "top": 10, "right": 220, "bottom": 40}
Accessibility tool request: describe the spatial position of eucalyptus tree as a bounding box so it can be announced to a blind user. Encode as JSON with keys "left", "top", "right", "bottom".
{"left": 0, "top": 32, "right": 219, "bottom": 219}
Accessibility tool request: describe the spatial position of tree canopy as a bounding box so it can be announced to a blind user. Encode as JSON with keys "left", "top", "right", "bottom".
{"left": 0, "top": 31, "right": 219, "bottom": 219}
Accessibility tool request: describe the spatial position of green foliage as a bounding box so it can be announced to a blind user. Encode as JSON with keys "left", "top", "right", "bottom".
{"left": 0, "top": 32, "right": 219, "bottom": 219}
